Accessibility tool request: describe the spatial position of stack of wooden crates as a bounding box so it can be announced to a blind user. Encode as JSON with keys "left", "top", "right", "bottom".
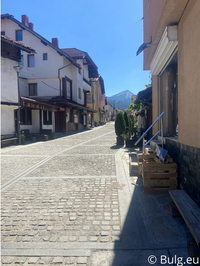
{"left": 137, "top": 151, "right": 177, "bottom": 193}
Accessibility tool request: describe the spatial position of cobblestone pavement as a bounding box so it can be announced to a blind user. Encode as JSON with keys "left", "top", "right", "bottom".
{"left": 1, "top": 123, "right": 122, "bottom": 265}
{"left": 1, "top": 123, "right": 190, "bottom": 265}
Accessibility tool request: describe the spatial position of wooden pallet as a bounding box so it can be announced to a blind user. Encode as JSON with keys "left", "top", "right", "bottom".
{"left": 145, "top": 147, "right": 154, "bottom": 154}
{"left": 137, "top": 153, "right": 177, "bottom": 193}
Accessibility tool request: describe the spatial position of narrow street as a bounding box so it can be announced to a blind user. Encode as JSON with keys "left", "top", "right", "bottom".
{"left": 1, "top": 122, "right": 190, "bottom": 266}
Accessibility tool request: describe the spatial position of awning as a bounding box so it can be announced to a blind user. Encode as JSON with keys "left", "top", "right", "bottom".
{"left": 21, "top": 97, "right": 58, "bottom": 111}
{"left": 47, "top": 97, "right": 98, "bottom": 113}
{"left": 150, "top": 26, "right": 178, "bottom": 75}
{"left": 137, "top": 86, "right": 152, "bottom": 105}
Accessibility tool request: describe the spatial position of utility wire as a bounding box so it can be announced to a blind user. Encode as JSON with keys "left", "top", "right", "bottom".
{"left": 21, "top": 66, "right": 60, "bottom": 91}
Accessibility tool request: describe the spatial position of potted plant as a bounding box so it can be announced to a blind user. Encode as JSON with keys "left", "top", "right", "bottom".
{"left": 21, "top": 131, "right": 25, "bottom": 144}
{"left": 124, "top": 115, "right": 135, "bottom": 148}
{"left": 115, "top": 112, "right": 125, "bottom": 145}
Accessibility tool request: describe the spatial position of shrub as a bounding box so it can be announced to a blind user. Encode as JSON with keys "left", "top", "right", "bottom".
{"left": 128, "top": 115, "right": 134, "bottom": 136}
{"left": 124, "top": 112, "right": 129, "bottom": 132}
{"left": 115, "top": 112, "right": 126, "bottom": 137}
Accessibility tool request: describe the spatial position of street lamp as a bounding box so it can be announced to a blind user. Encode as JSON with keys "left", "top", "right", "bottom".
{"left": 13, "top": 64, "right": 22, "bottom": 145}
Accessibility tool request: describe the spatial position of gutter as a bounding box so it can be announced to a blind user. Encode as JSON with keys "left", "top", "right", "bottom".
{"left": 58, "top": 64, "right": 72, "bottom": 96}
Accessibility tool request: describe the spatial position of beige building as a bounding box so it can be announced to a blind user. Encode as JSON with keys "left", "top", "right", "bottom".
{"left": 87, "top": 75, "right": 105, "bottom": 126}
{"left": 142, "top": 0, "right": 200, "bottom": 147}
{"left": 142, "top": 0, "right": 200, "bottom": 203}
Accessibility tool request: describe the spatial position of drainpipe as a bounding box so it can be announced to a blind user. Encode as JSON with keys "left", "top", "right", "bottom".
{"left": 166, "top": 70, "right": 170, "bottom": 136}
{"left": 58, "top": 63, "right": 72, "bottom": 97}
{"left": 159, "top": 75, "right": 162, "bottom": 134}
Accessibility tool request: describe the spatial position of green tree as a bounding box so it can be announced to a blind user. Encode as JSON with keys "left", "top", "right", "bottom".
{"left": 124, "top": 112, "right": 129, "bottom": 132}
{"left": 115, "top": 112, "right": 126, "bottom": 137}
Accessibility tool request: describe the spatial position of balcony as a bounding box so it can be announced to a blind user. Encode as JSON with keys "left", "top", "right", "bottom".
{"left": 83, "top": 77, "right": 91, "bottom": 92}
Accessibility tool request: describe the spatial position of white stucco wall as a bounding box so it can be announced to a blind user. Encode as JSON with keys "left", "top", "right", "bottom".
{"left": 1, "top": 18, "right": 92, "bottom": 108}
{"left": 1, "top": 19, "right": 76, "bottom": 98}
{"left": 1, "top": 105, "right": 16, "bottom": 135}
{"left": 83, "top": 64, "right": 89, "bottom": 79}
{"left": 1, "top": 57, "right": 18, "bottom": 103}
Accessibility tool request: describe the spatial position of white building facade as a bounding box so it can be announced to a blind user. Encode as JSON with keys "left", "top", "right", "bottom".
{"left": 1, "top": 14, "right": 98, "bottom": 134}
{"left": 1, "top": 35, "right": 35, "bottom": 139}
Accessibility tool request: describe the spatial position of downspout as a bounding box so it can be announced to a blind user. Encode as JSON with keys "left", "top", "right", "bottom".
{"left": 58, "top": 63, "right": 72, "bottom": 97}
{"left": 159, "top": 75, "right": 162, "bottom": 134}
{"left": 166, "top": 69, "right": 170, "bottom": 136}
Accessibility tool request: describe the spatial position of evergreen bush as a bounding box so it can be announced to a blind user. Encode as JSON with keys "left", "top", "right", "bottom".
{"left": 115, "top": 112, "right": 126, "bottom": 137}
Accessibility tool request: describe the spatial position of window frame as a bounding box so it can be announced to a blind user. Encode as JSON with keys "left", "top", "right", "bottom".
{"left": 43, "top": 110, "right": 52, "bottom": 125}
{"left": 28, "top": 83, "right": 37, "bottom": 96}
{"left": 43, "top": 53, "right": 48, "bottom": 60}
{"left": 20, "top": 108, "right": 32, "bottom": 125}
{"left": 27, "top": 54, "right": 35, "bottom": 67}
{"left": 78, "top": 64, "right": 81, "bottom": 75}
{"left": 20, "top": 55, "right": 24, "bottom": 67}
{"left": 78, "top": 88, "right": 82, "bottom": 100}
{"left": 16, "top": 30, "right": 23, "bottom": 41}
{"left": 62, "top": 76, "right": 72, "bottom": 100}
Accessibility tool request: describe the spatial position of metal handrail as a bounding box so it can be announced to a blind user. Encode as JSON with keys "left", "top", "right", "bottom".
{"left": 134, "top": 111, "right": 164, "bottom": 154}
{"left": 145, "top": 130, "right": 160, "bottom": 146}
{"left": 134, "top": 111, "right": 164, "bottom": 145}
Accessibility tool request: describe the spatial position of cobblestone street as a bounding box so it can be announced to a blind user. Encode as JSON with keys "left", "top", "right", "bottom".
{"left": 1, "top": 123, "right": 121, "bottom": 265}
{"left": 1, "top": 122, "right": 190, "bottom": 265}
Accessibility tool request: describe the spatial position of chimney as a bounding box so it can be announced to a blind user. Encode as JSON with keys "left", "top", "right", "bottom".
{"left": 52, "top": 38, "right": 59, "bottom": 48}
{"left": 28, "top": 22, "right": 34, "bottom": 31}
{"left": 21, "top": 15, "right": 29, "bottom": 27}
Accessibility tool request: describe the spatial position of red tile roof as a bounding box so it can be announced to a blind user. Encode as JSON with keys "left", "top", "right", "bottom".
{"left": 1, "top": 35, "right": 35, "bottom": 53}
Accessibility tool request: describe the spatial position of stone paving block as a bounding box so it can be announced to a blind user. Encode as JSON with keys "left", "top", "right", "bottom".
{"left": 77, "top": 257, "right": 88, "bottom": 264}
{"left": 2, "top": 256, "right": 15, "bottom": 264}
{"left": 28, "top": 257, "right": 39, "bottom": 264}
{"left": 64, "top": 257, "right": 76, "bottom": 264}
{"left": 52, "top": 257, "right": 64, "bottom": 264}
{"left": 14, "top": 256, "right": 27, "bottom": 264}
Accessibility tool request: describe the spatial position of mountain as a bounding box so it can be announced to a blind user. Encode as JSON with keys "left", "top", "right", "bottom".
{"left": 107, "top": 90, "right": 135, "bottom": 110}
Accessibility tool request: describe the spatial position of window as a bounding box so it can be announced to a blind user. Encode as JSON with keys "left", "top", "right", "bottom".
{"left": 1, "top": 31, "right": 5, "bottom": 35}
{"left": 20, "top": 109, "right": 32, "bottom": 125}
{"left": 66, "top": 80, "right": 71, "bottom": 100}
{"left": 78, "top": 88, "right": 82, "bottom": 99}
{"left": 43, "top": 110, "right": 52, "bottom": 125}
{"left": 29, "top": 83, "right": 37, "bottom": 96}
{"left": 16, "top": 30, "right": 23, "bottom": 41}
{"left": 20, "top": 55, "right": 24, "bottom": 67}
{"left": 28, "top": 54, "right": 35, "bottom": 67}
{"left": 62, "top": 77, "right": 72, "bottom": 100}
{"left": 43, "top": 53, "right": 48, "bottom": 60}
{"left": 78, "top": 64, "right": 81, "bottom": 74}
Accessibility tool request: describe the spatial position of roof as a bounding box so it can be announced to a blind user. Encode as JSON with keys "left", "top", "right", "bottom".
{"left": 30, "top": 96, "right": 98, "bottom": 113}
{"left": 1, "top": 14, "right": 80, "bottom": 69}
{"left": 137, "top": 86, "right": 152, "bottom": 104}
{"left": 1, "top": 35, "right": 35, "bottom": 53}
{"left": 21, "top": 97, "right": 58, "bottom": 110}
{"left": 62, "top": 48, "right": 98, "bottom": 78}
{"left": 89, "top": 75, "right": 105, "bottom": 94}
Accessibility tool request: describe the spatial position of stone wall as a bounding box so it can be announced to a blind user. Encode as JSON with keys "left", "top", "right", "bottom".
{"left": 165, "top": 138, "right": 200, "bottom": 205}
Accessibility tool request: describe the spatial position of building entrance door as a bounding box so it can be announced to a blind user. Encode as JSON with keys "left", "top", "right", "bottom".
{"left": 55, "top": 111, "right": 65, "bottom": 133}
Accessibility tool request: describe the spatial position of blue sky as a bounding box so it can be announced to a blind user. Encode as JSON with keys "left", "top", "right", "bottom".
{"left": 1, "top": 0, "right": 150, "bottom": 97}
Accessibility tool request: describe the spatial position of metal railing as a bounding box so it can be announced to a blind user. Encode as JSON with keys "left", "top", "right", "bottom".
{"left": 134, "top": 111, "right": 164, "bottom": 154}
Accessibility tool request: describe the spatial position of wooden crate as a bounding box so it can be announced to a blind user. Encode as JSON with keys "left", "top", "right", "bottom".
{"left": 137, "top": 153, "right": 177, "bottom": 193}
{"left": 137, "top": 154, "right": 156, "bottom": 176}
